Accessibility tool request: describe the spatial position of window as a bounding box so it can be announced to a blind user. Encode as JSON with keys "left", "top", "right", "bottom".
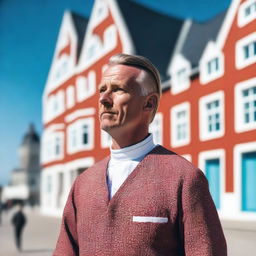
{"left": 199, "top": 91, "right": 224, "bottom": 141}
{"left": 41, "top": 129, "right": 64, "bottom": 164}
{"left": 104, "top": 25, "right": 117, "bottom": 51}
{"left": 207, "top": 57, "right": 219, "bottom": 75}
{"left": 199, "top": 42, "right": 224, "bottom": 84}
{"left": 67, "top": 118, "right": 94, "bottom": 154}
{"left": 169, "top": 54, "right": 191, "bottom": 95}
{"left": 243, "top": 41, "right": 256, "bottom": 60}
{"left": 149, "top": 113, "right": 163, "bottom": 145}
{"left": 171, "top": 102, "right": 190, "bottom": 147}
{"left": 86, "top": 36, "right": 102, "bottom": 62}
{"left": 236, "top": 32, "right": 256, "bottom": 69}
{"left": 66, "top": 86, "right": 75, "bottom": 109}
{"left": 82, "top": 125, "right": 89, "bottom": 144}
{"left": 55, "top": 137, "right": 61, "bottom": 155}
{"left": 206, "top": 100, "right": 221, "bottom": 132}
{"left": 76, "top": 76, "right": 87, "bottom": 102}
{"left": 87, "top": 70, "right": 96, "bottom": 96}
{"left": 53, "top": 55, "right": 71, "bottom": 82}
{"left": 235, "top": 77, "right": 256, "bottom": 132}
{"left": 238, "top": 0, "right": 256, "bottom": 27}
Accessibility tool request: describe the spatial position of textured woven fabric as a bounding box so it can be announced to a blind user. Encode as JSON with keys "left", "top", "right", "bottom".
{"left": 53, "top": 146, "right": 227, "bottom": 256}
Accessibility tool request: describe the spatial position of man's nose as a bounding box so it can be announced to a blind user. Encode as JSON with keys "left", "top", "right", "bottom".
{"left": 99, "top": 90, "right": 113, "bottom": 107}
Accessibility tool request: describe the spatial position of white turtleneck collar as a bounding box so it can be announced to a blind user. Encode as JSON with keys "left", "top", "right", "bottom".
{"left": 107, "top": 134, "right": 157, "bottom": 199}
{"left": 110, "top": 133, "right": 156, "bottom": 162}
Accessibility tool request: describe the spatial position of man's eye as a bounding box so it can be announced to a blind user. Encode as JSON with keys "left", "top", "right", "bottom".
{"left": 113, "top": 88, "right": 124, "bottom": 92}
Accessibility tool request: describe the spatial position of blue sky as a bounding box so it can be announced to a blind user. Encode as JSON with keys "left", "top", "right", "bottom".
{"left": 0, "top": 0, "right": 231, "bottom": 186}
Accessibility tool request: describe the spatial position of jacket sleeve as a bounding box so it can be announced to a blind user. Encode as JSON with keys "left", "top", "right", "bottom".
{"left": 181, "top": 168, "right": 227, "bottom": 256}
{"left": 53, "top": 180, "right": 79, "bottom": 256}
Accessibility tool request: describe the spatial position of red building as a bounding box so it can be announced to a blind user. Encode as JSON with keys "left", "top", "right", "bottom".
{"left": 41, "top": 0, "right": 256, "bottom": 220}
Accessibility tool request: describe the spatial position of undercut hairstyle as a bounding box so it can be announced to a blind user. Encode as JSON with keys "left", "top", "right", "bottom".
{"left": 108, "top": 53, "right": 162, "bottom": 98}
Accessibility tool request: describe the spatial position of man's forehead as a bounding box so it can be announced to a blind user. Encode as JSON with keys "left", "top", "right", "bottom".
{"left": 102, "top": 64, "right": 142, "bottom": 81}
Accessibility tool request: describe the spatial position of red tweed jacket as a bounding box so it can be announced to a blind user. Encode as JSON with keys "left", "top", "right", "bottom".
{"left": 53, "top": 145, "right": 227, "bottom": 256}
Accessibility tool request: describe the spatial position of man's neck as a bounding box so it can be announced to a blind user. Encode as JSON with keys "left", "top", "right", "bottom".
{"left": 111, "top": 131, "right": 149, "bottom": 150}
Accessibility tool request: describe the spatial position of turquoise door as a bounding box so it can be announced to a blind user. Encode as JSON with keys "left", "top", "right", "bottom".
{"left": 242, "top": 152, "right": 256, "bottom": 212}
{"left": 205, "top": 159, "right": 220, "bottom": 209}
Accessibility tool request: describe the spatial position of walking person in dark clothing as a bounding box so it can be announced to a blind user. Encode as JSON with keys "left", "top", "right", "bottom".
{"left": 11, "top": 204, "right": 27, "bottom": 251}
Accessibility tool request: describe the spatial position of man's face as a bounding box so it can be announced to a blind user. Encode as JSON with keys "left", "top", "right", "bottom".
{"left": 98, "top": 64, "right": 146, "bottom": 135}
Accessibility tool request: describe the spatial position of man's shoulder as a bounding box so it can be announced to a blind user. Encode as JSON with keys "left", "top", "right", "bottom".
{"left": 77, "top": 156, "right": 109, "bottom": 180}
{"left": 148, "top": 145, "right": 199, "bottom": 176}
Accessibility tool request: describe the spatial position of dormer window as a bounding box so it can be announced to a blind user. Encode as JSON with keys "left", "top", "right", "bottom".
{"left": 169, "top": 54, "right": 191, "bottom": 95}
{"left": 177, "top": 68, "right": 187, "bottom": 84}
{"left": 86, "top": 36, "right": 102, "bottom": 62}
{"left": 104, "top": 25, "right": 117, "bottom": 52}
{"left": 207, "top": 57, "right": 219, "bottom": 75}
{"left": 199, "top": 42, "right": 224, "bottom": 85}
{"left": 238, "top": 0, "right": 256, "bottom": 27}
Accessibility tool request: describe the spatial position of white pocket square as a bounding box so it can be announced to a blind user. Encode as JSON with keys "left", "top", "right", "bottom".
{"left": 132, "top": 216, "right": 168, "bottom": 223}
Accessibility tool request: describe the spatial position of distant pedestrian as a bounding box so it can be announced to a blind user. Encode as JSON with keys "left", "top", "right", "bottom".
{"left": 11, "top": 204, "right": 26, "bottom": 251}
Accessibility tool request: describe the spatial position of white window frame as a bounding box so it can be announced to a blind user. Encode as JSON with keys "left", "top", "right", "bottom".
{"left": 235, "top": 77, "right": 256, "bottom": 133}
{"left": 41, "top": 131, "right": 64, "bottom": 164}
{"left": 67, "top": 118, "right": 94, "bottom": 154}
{"left": 149, "top": 112, "right": 163, "bottom": 145}
{"left": 236, "top": 32, "right": 256, "bottom": 69}
{"left": 104, "top": 24, "right": 117, "bottom": 52}
{"left": 238, "top": 0, "right": 256, "bottom": 27}
{"left": 66, "top": 85, "right": 75, "bottom": 109}
{"left": 171, "top": 102, "right": 190, "bottom": 148}
{"left": 101, "top": 129, "right": 112, "bottom": 148}
{"left": 87, "top": 70, "right": 96, "bottom": 96}
{"left": 169, "top": 54, "right": 191, "bottom": 95}
{"left": 199, "top": 91, "right": 225, "bottom": 141}
{"left": 234, "top": 141, "right": 256, "bottom": 220}
{"left": 199, "top": 41, "right": 224, "bottom": 84}
{"left": 76, "top": 76, "right": 88, "bottom": 102}
{"left": 198, "top": 149, "right": 225, "bottom": 212}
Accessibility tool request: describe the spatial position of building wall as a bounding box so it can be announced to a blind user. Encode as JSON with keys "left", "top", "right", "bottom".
{"left": 41, "top": 0, "right": 256, "bottom": 219}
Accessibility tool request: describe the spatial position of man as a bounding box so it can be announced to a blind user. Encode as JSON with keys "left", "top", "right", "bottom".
{"left": 53, "top": 54, "right": 227, "bottom": 256}
{"left": 12, "top": 204, "right": 27, "bottom": 251}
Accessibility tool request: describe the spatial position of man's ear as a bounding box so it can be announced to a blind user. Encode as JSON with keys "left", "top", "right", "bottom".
{"left": 143, "top": 94, "right": 158, "bottom": 111}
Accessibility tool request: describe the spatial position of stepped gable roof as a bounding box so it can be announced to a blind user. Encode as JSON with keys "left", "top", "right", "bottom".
{"left": 70, "top": 12, "right": 89, "bottom": 62}
{"left": 22, "top": 124, "right": 40, "bottom": 145}
{"left": 117, "top": 0, "right": 184, "bottom": 82}
{"left": 180, "top": 10, "right": 227, "bottom": 68}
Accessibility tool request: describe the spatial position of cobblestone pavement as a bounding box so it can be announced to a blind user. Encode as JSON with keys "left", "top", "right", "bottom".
{"left": 1, "top": 207, "right": 256, "bottom": 256}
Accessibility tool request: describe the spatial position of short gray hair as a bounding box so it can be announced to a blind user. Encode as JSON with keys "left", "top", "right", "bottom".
{"left": 108, "top": 53, "right": 162, "bottom": 97}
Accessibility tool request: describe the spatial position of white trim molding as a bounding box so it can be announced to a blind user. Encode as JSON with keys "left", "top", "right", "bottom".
{"left": 238, "top": 0, "right": 256, "bottom": 27}
{"left": 199, "top": 91, "right": 225, "bottom": 141}
{"left": 236, "top": 32, "right": 256, "bottom": 69}
{"left": 171, "top": 102, "right": 190, "bottom": 148}
{"left": 235, "top": 77, "right": 256, "bottom": 133}
{"left": 65, "top": 108, "right": 96, "bottom": 123}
